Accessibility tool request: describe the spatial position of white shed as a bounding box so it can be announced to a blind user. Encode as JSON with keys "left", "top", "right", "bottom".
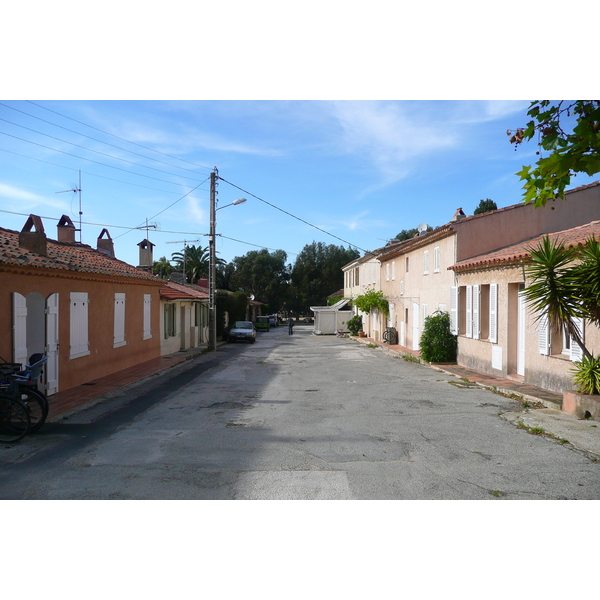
{"left": 310, "top": 298, "right": 352, "bottom": 334}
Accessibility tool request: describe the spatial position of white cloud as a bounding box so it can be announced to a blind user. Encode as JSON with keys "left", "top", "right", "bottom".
{"left": 0, "top": 182, "right": 69, "bottom": 210}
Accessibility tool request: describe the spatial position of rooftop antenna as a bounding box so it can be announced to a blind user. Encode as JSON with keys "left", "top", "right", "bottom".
{"left": 134, "top": 218, "right": 160, "bottom": 241}
{"left": 56, "top": 170, "right": 83, "bottom": 242}
{"left": 417, "top": 223, "right": 428, "bottom": 236}
{"left": 166, "top": 238, "right": 202, "bottom": 283}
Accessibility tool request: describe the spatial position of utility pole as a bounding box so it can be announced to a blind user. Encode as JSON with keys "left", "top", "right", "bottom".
{"left": 209, "top": 169, "right": 218, "bottom": 351}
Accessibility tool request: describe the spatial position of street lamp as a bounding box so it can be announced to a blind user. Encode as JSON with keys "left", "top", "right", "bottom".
{"left": 208, "top": 170, "right": 247, "bottom": 351}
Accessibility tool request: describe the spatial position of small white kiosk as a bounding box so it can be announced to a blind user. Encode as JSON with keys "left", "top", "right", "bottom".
{"left": 310, "top": 298, "right": 352, "bottom": 335}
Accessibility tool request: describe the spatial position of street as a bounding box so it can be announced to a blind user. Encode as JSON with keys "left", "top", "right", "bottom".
{"left": 1, "top": 324, "right": 599, "bottom": 499}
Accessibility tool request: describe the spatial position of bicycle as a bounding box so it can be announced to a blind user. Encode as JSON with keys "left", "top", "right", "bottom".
{"left": 0, "top": 354, "right": 49, "bottom": 434}
{"left": 0, "top": 394, "right": 31, "bottom": 443}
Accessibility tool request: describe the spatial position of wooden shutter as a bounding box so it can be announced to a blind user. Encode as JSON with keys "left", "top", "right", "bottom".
{"left": 12, "top": 292, "right": 28, "bottom": 368}
{"left": 570, "top": 317, "right": 584, "bottom": 362}
{"left": 472, "top": 285, "right": 480, "bottom": 339}
{"left": 465, "top": 285, "right": 473, "bottom": 338}
{"left": 537, "top": 313, "right": 550, "bottom": 356}
{"left": 489, "top": 284, "right": 498, "bottom": 343}
{"left": 45, "top": 293, "right": 59, "bottom": 395}
{"left": 423, "top": 250, "right": 429, "bottom": 274}
{"left": 113, "top": 293, "right": 126, "bottom": 347}
{"left": 70, "top": 292, "right": 90, "bottom": 358}
{"left": 143, "top": 294, "right": 152, "bottom": 340}
{"left": 450, "top": 286, "right": 458, "bottom": 335}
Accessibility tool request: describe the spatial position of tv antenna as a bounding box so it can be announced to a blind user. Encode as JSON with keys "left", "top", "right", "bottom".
{"left": 56, "top": 170, "right": 83, "bottom": 243}
{"left": 134, "top": 218, "right": 160, "bottom": 241}
{"left": 417, "top": 223, "right": 428, "bottom": 236}
{"left": 166, "top": 238, "right": 202, "bottom": 283}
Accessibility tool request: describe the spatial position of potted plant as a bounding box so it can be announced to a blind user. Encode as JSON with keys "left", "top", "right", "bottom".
{"left": 347, "top": 314, "right": 363, "bottom": 336}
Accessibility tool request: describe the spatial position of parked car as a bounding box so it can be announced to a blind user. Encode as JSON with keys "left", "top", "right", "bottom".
{"left": 255, "top": 316, "right": 270, "bottom": 332}
{"left": 302, "top": 317, "right": 314, "bottom": 323}
{"left": 227, "top": 321, "right": 256, "bottom": 343}
{"left": 268, "top": 315, "right": 278, "bottom": 327}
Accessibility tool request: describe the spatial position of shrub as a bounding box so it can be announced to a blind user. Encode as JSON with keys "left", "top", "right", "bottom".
{"left": 353, "top": 289, "right": 389, "bottom": 317}
{"left": 571, "top": 355, "right": 600, "bottom": 395}
{"left": 347, "top": 315, "right": 363, "bottom": 336}
{"left": 419, "top": 311, "right": 457, "bottom": 363}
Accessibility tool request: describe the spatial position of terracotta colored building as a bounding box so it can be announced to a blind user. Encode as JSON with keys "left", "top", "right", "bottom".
{"left": 1, "top": 214, "right": 163, "bottom": 395}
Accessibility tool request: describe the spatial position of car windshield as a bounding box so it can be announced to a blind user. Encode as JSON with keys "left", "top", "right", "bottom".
{"left": 233, "top": 321, "right": 253, "bottom": 329}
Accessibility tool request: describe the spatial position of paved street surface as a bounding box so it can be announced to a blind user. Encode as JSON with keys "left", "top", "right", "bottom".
{"left": 1, "top": 325, "right": 599, "bottom": 499}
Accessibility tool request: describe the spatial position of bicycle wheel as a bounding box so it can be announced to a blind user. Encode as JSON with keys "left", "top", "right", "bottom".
{"left": 16, "top": 388, "right": 48, "bottom": 433}
{"left": 0, "top": 395, "right": 31, "bottom": 443}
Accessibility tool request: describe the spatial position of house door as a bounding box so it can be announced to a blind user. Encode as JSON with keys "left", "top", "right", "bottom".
{"left": 412, "top": 302, "right": 420, "bottom": 351}
{"left": 517, "top": 287, "right": 526, "bottom": 376}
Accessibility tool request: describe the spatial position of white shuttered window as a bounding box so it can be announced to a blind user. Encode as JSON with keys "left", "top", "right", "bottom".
{"left": 537, "top": 313, "right": 550, "bottom": 355}
{"left": 70, "top": 292, "right": 90, "bottom": 358}
{"left": 489, "top": 284, "right": 498, "bottom": 343}
{"left": 143, "top": 294, "right": 152, "bottom": 339}
{"left": 450, "top": 287, "right": 458, "bottom": 335}
{"left": 114, "top": 293, "right": 126, "bottom": 348}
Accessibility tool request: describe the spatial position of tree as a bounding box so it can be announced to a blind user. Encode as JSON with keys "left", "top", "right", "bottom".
{"left": 152, "top": 256, "right": 173, "bottom": 279}
{"left": 353, "top": 289, "right": 389, "bottom": 317}
{"left": 509, "top": 100, "right": 600, "bottom": 207}
{"left": 170, "top": 245, "right": 224, "bottom": 284}
{"left": 522, "top": 235, "right": 600, "bottom": 393}
{"left": 473, "top": 198, "right": 497, "bottom": 215}
{"left": 290, "top": 242, "right": 360, "bottom": 314}
{"left": 393, "top": 226, "right": 433, "bottom": 241}
{"left": 229, "top": 249, "right": 290, "bottom": 313}
{"left": 419, "top": 311, "right": 457, "bottom": 363}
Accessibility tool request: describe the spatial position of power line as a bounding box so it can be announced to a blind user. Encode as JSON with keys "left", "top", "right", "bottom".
{"left": 217, "top": 234, "right": 298, "bottom": 256}
{"left": 0, "top": 102, "right": 210, "bottom": 178}
{"left": 218, "top": 176, "right": 367, "bottom": 254}
{"left": 0, "top": 117, "right": 207, "bottom": 183}
{"left": 26, "top": 100, "right": 214, "bottom": 171}
{"left": 0, "top": 147, "right": 188, "bottom": 195}
{"left": 0, "top": 130, "right": 200, "bottom": 187}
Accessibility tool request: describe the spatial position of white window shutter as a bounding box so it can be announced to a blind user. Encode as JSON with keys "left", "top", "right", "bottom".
{"left": 422, "top": 303, "right": 428, "bottom": 326}
{"left": 113, "top": 293, "right": 126, "bottom": 347}
{"left": 489, "top": 284, "right": 498, "bottom": 343}
{"left": 537, "top": 313, "right": 550, "bottom": 356}
{"left": 434, "top": 246, "right": 440, "bottom": 272}
{"left": 70, "top": 292, "right": 90, "bottom": 358}
{"left": 466, "top": 285, "right": 473, "bottom": 338}
{"left": 472, "top": 285, "right": 480, "bottom": 339}
{"left": 392, "top": 261, "right": 396, "bottom": 281}
{"left": 12, "top": 292, "right": 28, "bottom": 367}
{"left": 570, "top": 317, "right": 584, "bottom": 362}
{"left": 450, "top": 286, "right": 458, "bottom": 335}
{"left": 423, "top": 250, "right": 429, "bottom": 274}
{"left": 386, "top": 263, "right": 390, "bottom": 281}
{"left": 45, "top": 293, "right": 59, "bottom": 395}
{"left": 143, "top": 294, "right": 152, "bottom": 340}
{"left": 400, "top": 280, "right": 404, "bottom": 296}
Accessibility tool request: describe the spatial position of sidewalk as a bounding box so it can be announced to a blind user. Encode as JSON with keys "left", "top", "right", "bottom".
{"left": 353, "top": 334, "right": 600, "bottom": 460}
{"left": 47, "top": 345, "right": 212, "bottom": 420}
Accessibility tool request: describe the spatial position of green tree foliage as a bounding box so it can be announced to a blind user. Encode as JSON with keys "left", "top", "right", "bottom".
{"left": 510, "top": 100, "right": 600, "bottom": 207}
{"left": 170, "top": 245, "right": 223, "bottom": 284}
{"left": 152, "top": 256, "right": 173, "bottom": 279}
{"left": 353, "top": 289, "right": 389, "bottom": 316}
{"left": 473, "top": 199, "right": 497, "bottom": 215}
{"left": 290, "top": 242, "right": 360, "bottom": 314}
{"left": 419, "top": 311, "right": 457, "bottom": 363}
{"left": 229, "top": 249, "right": 290, "bottom": 314}
{"left": 393, "top": 226, "right": 433, "bottom": 241}
{"left": 346, "top": 314, "right": 363, "bottom": 335}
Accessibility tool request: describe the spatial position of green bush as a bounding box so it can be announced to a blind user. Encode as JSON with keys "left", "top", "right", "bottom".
{"left": 571, "top": 355, "right": 600, "bottom": 395}
{"left": 419, "top": 311, "right": 457, "bottom": 363}
{"left": 347, "top": 315, "right": 363, "bottom": 336}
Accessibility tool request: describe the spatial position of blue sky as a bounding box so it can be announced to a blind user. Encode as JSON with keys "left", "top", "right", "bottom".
{"left": 2, "top": 99, "right": 596, "bottom": 269}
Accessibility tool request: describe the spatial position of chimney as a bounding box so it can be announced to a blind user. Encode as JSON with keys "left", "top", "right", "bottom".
{"left": 57, "top": 214, "right": 76, "bottom": 242}
{"left": 197, "top": 278, "right": 208, "bottom": 288}
{"left": 137, "top": 238, "right": 155, "bottom": 271}
{"left": 97, "top": 228, "right": 115, "bottom": 257}
{"left": 19, "top": 214, "right": 47, "bottom": 256}
{"left": 452, "top": 208, "right": 466, "bottom": 221}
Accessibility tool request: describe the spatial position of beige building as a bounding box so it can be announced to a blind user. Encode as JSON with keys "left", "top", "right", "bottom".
{"left": 450, "top": 220, "right": 600, "bottom": 393}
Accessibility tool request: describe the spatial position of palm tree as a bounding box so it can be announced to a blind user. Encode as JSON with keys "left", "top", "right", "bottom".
{"left": 522, "top": 235, "right": 593, "bottom": 360}
{"left": 171, "top": 245, "right": 210, "bottom": 284}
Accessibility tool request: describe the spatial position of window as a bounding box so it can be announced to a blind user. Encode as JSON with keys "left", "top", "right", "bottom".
{"left": 114, "top": 293, "right": 126, "bottom": 348}
{"left": 400, "top": 280, "right": 404, "bottom": 296}
{"left": 423, "top": 250, "right": 429, "bottom": 275}
{"left": 164, "top": 303, "right": 177, "bottom": 338}
{"left": 434, "top": 246, "right": 440, "bottom": 273}
{"left": 421, "top": 303, "right": 428, "bottom": 326}
{"left": 386, "top": 263, "right": 390, "bottom": 281}
{"left": 457, "top": 284, "right": 495, "bottom": 341}
{"left": 70, "top": 292, "right": 90, "bottom": 359}
{"left": 392, "top": 261, "right": 396, "bottom": 281}
{"left": 450, "top": 286, "right": 458, "bottom": 335}
{"left": 143, "top": 294, "right": 152, "bottom": 340}
{"left": 406, "top": 256, "right": 409, "bottom": 272}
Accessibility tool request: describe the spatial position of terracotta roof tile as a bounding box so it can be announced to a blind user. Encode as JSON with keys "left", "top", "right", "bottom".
{"left": 0, "top": 225, "right": 161, "bottom": 282}
{"left": 450, "top": 220, "right": 600, "bottom": 272}
{"left": 159, "top": 281, "right": 209, "bottom": 300}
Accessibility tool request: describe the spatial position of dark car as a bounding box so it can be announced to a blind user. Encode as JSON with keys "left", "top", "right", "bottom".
{"left": 227, "top": 321, "right": 256, "bottom": 343}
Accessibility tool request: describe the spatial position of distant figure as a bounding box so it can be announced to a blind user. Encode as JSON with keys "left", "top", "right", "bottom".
{"left": 287, "top": 316, "right": 294, "bottom": 335}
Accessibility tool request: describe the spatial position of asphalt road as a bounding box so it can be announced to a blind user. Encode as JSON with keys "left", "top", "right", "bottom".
{"left": 1, "top": 324, "right": 599, "bottom": 499}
